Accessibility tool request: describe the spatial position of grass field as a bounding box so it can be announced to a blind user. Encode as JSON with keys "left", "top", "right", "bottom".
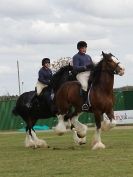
{"left": 0, "top": 128, "right": 133, "bottom": 177}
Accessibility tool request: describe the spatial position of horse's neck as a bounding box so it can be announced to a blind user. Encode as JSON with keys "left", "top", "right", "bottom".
{"left": 95, "top": 71, "right": 114, "bottom": 93}
{"left": 51, "top": 70, "right": 75, "bottom": 93}
{"left": 51, "top": 72, "right": 67, "bottom": 92}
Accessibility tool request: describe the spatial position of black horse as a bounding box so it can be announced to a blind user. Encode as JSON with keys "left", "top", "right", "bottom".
{"left": 12, "top": 64, "right": 75, "bottom": 148}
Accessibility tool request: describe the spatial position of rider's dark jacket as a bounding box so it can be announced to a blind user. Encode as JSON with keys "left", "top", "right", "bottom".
{"left": 38, "top": 67, "right": 52, "bottom": 85}
{"left": 73, "top": 52, "right": 93, "bottom": 73}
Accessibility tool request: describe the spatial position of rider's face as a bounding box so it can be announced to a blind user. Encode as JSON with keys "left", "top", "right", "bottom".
{"left": 79, "top": 47, "right": 87, "bottom": 54}
{"left": 44, "top": 63, "right": 50, "bottom": 68}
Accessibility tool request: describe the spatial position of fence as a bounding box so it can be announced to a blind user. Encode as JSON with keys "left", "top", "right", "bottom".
{"left": 0, "top": 90, "right": 133, "bottom": 130}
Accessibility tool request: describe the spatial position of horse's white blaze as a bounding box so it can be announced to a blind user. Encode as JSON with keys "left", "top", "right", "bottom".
{"left": 54, "top": 114, "right": 67, "bottom": 135}
{"left": 118, "top": 63, "right": 125, "bottom": 76}
{"left": 72, "top": 128, "right": 86, "bottom": 145}
{"left": 118, "top": 63, "right": 125, "bottom": 70}
{"left": 71, "top": 114, "right": 88, "bottom": 138}
{"left": 111, "top": 56, "right": 119, "bottom": 63}
{"left": 111, "top": 56, "right": 125, "bottom": 76}
{"left": 92, "top": 129, "right": 105, "bottom": 150}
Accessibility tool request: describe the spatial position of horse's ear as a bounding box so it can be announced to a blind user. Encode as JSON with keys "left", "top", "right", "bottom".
{"left": 102, "top": 51, "right": 107, "bottom": 58}
{"left": 68, "top": 62, "right": 73, "bottom": 71}
{"left": 102, "top": 51, "right": 105, "bottom": 56}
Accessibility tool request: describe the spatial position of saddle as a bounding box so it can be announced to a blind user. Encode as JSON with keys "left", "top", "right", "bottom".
{"left": 26, "top": 87, "right": 53, "bottom": 109}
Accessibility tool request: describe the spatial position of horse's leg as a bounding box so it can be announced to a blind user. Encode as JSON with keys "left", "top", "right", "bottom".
{"left": 24, "top": 117, "right": 38, "bottom": 148}
{"left": 31, "top": 129, "right": 48, "bottom": 148}
{"left": 102, "top": 110, "right": 116, "bottom": 131}
{"left": 92, "top": 113, "right": 105, "bottom": 150}
{"left": 72, "top": 127, "right": 87, "bottom": 145}
{"left": 64, "top": 118, "right": 72, "bottom": 129}
{"left": 54, "top": 114, "right": 67, "bottom": 135}
{"left": 106, "top": 110, "right": 116, "bottom": 127}
{"left": 25, "top": 125, "right": 36, "bottom": 148}
{"left": 63, "top": 111, "right": 87, "bottom": 144}
{"left": 71, "top": 113, "right": 88, "bottom": 138}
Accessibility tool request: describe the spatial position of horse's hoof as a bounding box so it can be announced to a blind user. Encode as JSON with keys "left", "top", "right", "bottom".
{"left": 55, "top": 131, "right": 65, "bottom": 136}
{"left": 92, "top": 142, "right": 105, "bottom": 150}
{"left": 76, "top": 131, "right": 87, "bottom": 138}
{"left": 54, "top": 125, "right": 67, "bottom": 136}
{"left": 111, "top": 120, "right": 116, "bottom": 128}
{"left": 79, "top": 142, "right": 86, "bottom": 145}
{"left": 77, "top": 133, "right": 83, "bottom": 138}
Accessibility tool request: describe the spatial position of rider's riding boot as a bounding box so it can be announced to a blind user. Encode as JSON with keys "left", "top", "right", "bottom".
{"left": 25, "top": 92, "right": 36, "bottom": 109}
{"left": 81, "top": 90, "right": 89, "bottom": 111}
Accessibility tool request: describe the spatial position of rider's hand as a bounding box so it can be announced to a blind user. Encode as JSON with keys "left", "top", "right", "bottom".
{"left": 86, "top": 64, "right": 95, "bottom": 70}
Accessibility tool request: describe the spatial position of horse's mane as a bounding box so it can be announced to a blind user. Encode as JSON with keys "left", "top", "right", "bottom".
{"left": 89, "top": 58, "right": 104, "bottom": 84}
{"left": 53, "top": 65, "right": 73, "bottom": 78}
{"left": 50, "top": 65, "right": 73, "bottom": 90}
{"left": 94, "top": 58, "right": 103, "bottom": 73}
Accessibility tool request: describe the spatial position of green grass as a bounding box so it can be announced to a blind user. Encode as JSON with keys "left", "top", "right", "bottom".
{"left": 0, "top": 128, "right": 133, "bottom": 177}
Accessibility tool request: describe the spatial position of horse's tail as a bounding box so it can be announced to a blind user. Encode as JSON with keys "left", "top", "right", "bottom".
{"left": 12, "top": 106, "right": 18, "bottom": 116}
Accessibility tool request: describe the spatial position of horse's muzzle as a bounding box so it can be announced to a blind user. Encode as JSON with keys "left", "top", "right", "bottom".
{"left": 118, "top": 68, "right": 125, "bottom": 76}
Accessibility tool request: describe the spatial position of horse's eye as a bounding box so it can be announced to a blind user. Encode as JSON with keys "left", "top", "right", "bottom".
{"left": 107, "top": 58, "right": 112, "bottom": 62}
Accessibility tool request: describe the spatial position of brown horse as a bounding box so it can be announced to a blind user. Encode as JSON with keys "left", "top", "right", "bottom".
{"left": 55, "top": 52, "right": 125, "bottom": 149}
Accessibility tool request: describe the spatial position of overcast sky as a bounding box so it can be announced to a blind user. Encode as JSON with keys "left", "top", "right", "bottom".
{"left": 0, "top": 0, "right": 133, "bottom": 95}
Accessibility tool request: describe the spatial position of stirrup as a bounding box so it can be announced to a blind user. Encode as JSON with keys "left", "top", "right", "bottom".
{"left": 82, "top": 104, "right": 89, "bottom": 111}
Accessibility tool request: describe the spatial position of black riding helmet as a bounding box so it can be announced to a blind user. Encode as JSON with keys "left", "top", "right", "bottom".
{"left": 77, "top": 41, "right": 87, "bottom": 50}
{"left": 42, "top": 58, "right": 50, "bottom": 66}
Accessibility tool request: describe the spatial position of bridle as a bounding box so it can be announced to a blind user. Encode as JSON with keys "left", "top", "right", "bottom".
{"left": 99, "top": 56, "right": 121, "bottom": 75}
{"left": 93, "top": 59, "right": 121, "bottom": 76}
{"left": 106, "top": 60, "right": 120, "bottom": 75}
{"left": 113, "top": 62, "right": 120, "bottom": 74}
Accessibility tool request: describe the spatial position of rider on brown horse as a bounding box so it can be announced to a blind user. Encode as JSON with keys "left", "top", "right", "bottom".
{"left": 72, "top": 41, "right": 94, "bottom": 111}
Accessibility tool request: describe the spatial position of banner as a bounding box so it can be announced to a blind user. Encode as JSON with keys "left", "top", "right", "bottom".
{"left": 114, "top": 110, "right": 133, "bottom": 125}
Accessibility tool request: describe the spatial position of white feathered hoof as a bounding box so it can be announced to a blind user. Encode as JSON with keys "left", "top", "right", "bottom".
{"left": 76, "top": 125, "right": 88, "bottom": 138}
{"left": 54, "top": 126, "right": 66, "bottom": 136}
{"left": 35, "top": 139, "right": 49, "bottom": 148}
{"left": 78, "top": 137, "right": 87, "bottom": 145}
{"left": 25, "top": 139, "right": 37, "bottom": 148}
{"left": 72, "top": 128, "right": 87, "bottom": 145}
{"left": 110, "top": 119, "right": 116, "bottom": 128}
{"left": 54, "top": 121, "right": 67, "bottom": 136}
{"left": 101, "top": 120, "right": 111, "bottom": 131}
{"left": 92, "top": 142, "right": 106, "bottom": 150}
{"left": 77, "top": 132, "right": 86, "bottom": 139}
{"left": 54, "top": 125, "right": 67, "bottom": 136}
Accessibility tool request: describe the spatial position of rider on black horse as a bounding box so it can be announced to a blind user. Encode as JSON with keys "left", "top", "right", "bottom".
{"left": 26, "top": 58, "right": 53, "bottom": 110}
{"left": 72, "top": 41, "right": 94, "bottom": 111}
